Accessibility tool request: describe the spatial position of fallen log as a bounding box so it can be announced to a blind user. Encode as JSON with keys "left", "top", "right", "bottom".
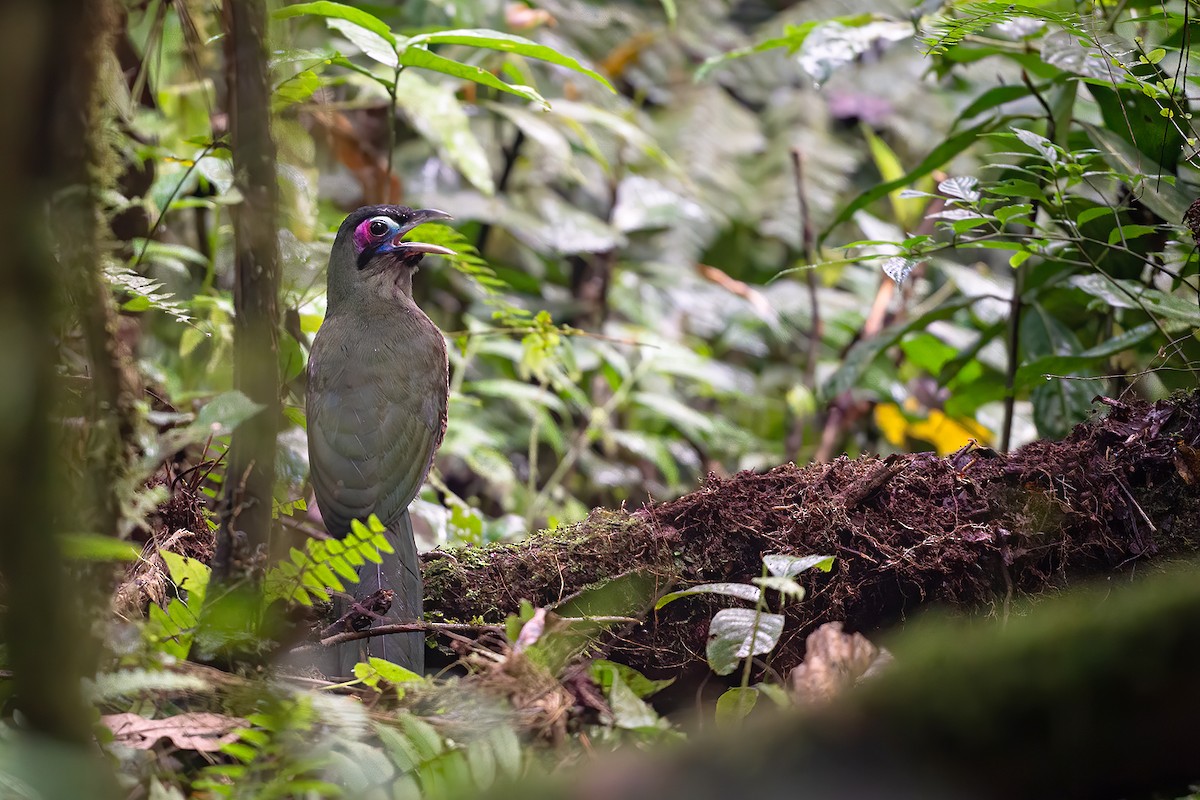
{"left": 423, "top": 394, "right": 1200, "bottom": 678}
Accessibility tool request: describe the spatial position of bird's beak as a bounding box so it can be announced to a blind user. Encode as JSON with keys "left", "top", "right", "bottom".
{"left": 392, "top": 208, "right": 456, "bottom": 257}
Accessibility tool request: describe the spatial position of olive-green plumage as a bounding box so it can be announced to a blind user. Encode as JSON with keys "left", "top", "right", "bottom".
{"left": 307, "top": 205, "right": 453, "bottom": 676}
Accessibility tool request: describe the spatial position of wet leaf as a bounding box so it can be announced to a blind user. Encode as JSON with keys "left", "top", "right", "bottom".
{"left": 706, "top": 609, "right": 785, "bottom": 675}
{"left": 655, "top": 582, "right": 761, "bottom": 609}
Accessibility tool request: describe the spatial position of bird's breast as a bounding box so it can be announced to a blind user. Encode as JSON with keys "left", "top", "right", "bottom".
{"left": 307, "top": 309, "right": 449, "bottom": 536}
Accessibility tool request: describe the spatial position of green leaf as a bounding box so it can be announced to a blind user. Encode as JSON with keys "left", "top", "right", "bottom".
{"left": 327, "top": 18, "right": 397, "bottom": 67}
{"left": 406, "top": 29, "right": 614, "bottom": 92}
{"left": 1107, "top": 224, "right": 1158, "bottom": 245}
{"left": 274, "top": 2, "right": 396, "bottom": 45}
{"left": 1074, "top": 206, "right": 1114, "bottom": 227}
{"left": 393, "top": 71, "right": 495, "bottom": 194}
{"left": 939, "top": 175, "right": 980, "bottom": 201}
{"left": 882, "top": 256, "right": 920, "bottom": 285}
{"left": 488, "top": 726, "right": 522, "bottom": 778}
{"left": 398, "top": 714, "right": 444, "bottom": 761}
{"left": 715, "top": 686, "right": 759, "bottom": 727}
{"left": 763, "top": 553, "right": 835, "bottom": 577}
{"left": 822, "top": 119, "right": 995, "bottom": 241}
{"left": 160, "top": 550, "right": 211, "bottom": 602}
{"left": 465, "top": 737, "right": 497, "bottom": 790}
{"left": 659, "top": 0, "right": 677, "bottom": 26}
{"left": 655, "top": 582, "right": 762, "bottom": 610}
{"left": 590, "top": 659, "right": 675, "bottom": 699}
{"left": 601, "top": 663, "right": 664, "bottom": 730}
{"left": 368, "top": 657, "right": 423, "bottom": 685}
{"left": 398, "top": 48, "right": 549, "bottom": 107}
{"left": 1015, "top": 322, "right": 1162, "bottom": 386}
{"left": 272, "top": 69, "right": 320, "bottom": 111}
{"left": 192, "top": 391, "right": 266, "bottom": 438}
{"left": 706, "top": 609, "right": 785, "bottom": 676}
{"left": 376, "top": 724, "right": 419, "bottom": 773}
{"left": 751, "top": 576, "right": 805, "bottom": 600}
{"left": 996, "top": 203, "right": 1034, "bottom": 225}
{"left": 58, "top": 533, "right": 139, "bottom": 562}
{"left": 1070, "top": 274, "right": 1200, "bottom": 326}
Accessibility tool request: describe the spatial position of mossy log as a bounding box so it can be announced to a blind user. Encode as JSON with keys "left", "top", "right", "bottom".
{"left": 509, "top": 562, "right": 1200, "bottom": 800}
{"left": 423, "top": 394, "right": 1200, "bottom": 678}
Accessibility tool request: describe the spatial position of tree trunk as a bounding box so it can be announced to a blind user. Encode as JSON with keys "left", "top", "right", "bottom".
{"left": 0, "top": 0, "right": 117, "bottom": 753}
{"left": 213, "top": 0, "right": 281, "bottom": 581}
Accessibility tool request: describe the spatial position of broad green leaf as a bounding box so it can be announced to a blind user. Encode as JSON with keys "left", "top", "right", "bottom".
{"left": 659, "top": 0, "right": 677, "bottom": 26}
{"left": 1033, "top": 375, "right": 1102, "bottom": 438}
{"left": 398, "top": 48, "right": 549, "bottom": 107}
{"left": 600, "top": 662, "right": 664, "bottom": 730}
{"left": 715, "top": 687, "right": 759, "bottom": 727}
{"left": 406, "top": 29, "right": 614, "bottom": 92}
{"left": 327, "top": 18, "right": 397, "bottom": 67}
{"left": 59, "top": 533, "right": 139, "bottom": 562}
{"left": 274, "top": 2, "right": 396, "bottom": 45}
{"left": 1070, "top": 274, "right": 1200, "bottom": 326}
{"left": 865, "top": 127, "right": 925, "bottom": 227}
{"left": 655, "top": 582, "right": 761, "bottom": 609}
{"left": 161, "top": 550, "right": 211, "bottom": 603}
{"left": 1107, "top": 224, "right": 1158, "bottom": 245}
{"left": 1015, "top": 322, "right": 1162, "bottom": 386}
{"left": 939, "top": 175, "right": 980, "bottom": 201}
{"left": 272, "top": 69, "right": 320, "bottom": 111}
{"left": 1021, "top": 304, "right": 1103, "bottom": 437}
{"left": 763, "top": 554, "right": 835, "bottom": 577}
{"left": 368, "top": 657, "right": 423, "bottom": 685}
{"left": 706, "top": 609, "right": 785, "bottom": 675}
{"left": 192, "top": 391, "right": 266, "bottom": 438}
{"left": 393, "top": 71, "right": 495, "bottom": 195}
{"left": 1075, "top": 206, "right": 1115, "bottom": 227}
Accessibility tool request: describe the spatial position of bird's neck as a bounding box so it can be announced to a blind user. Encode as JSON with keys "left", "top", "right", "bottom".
{"left": 329, "top": 269, "right": 418, "bottom": 313}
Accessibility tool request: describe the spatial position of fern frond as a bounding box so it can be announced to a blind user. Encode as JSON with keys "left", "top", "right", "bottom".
{"left": 104, "top": 265, "right": 192, "bottom": 324}
{"left": 263, "top": 515, "right": 393, "bottom": 605}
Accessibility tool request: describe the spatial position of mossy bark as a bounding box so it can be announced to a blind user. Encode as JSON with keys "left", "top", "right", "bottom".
{"left": 423, "top": 394, "right": 1200, "bottom": 678}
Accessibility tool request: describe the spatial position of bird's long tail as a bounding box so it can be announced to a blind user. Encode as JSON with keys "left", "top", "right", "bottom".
{"left": 333, "top": 508, "right": 425, "bottom": 677}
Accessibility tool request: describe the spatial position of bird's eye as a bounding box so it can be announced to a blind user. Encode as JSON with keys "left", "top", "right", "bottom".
{"left": 368, "top": 219, "right": 390, "bottom": 237}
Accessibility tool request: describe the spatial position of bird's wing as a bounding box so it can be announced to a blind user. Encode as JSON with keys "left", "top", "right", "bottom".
{"left": 307, "top": 331, "right": 446, "bottom": 537}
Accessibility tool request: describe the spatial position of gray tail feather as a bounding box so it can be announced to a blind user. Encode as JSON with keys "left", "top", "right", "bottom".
{"left": 329, "top": 509, "right": 425, "bottom": 678}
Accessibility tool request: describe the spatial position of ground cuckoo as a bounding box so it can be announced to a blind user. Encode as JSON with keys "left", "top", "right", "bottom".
{"left": 307, "top": 205, "right": 453, "bottom": 677}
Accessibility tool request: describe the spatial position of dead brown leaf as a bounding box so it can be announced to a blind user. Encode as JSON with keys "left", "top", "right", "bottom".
{"left": 102, "top": 712, "right": 248, "bottom": 752}
{"left": 789, "top": 622, "right": 892, "bottom": 705}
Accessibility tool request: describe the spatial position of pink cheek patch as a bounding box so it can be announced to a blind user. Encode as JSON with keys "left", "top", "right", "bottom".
{"left": 352, "top": 220, "right": 374, "bottom": 254}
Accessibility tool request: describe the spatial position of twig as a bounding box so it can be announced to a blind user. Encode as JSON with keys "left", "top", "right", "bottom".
{"left": 476, "top": 128, "right": 525, "bottom": 253}
{"left": 319, "top": 621, "right": 503, "bottom": 648}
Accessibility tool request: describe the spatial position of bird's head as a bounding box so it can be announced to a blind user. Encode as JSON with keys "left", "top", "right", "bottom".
{"left": 327, "top": 205, "right": 455, "bottom": 307}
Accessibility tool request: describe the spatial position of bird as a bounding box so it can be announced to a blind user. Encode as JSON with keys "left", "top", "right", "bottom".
{"left": 306, "top": 205, "right": 454, "bottom": 677}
